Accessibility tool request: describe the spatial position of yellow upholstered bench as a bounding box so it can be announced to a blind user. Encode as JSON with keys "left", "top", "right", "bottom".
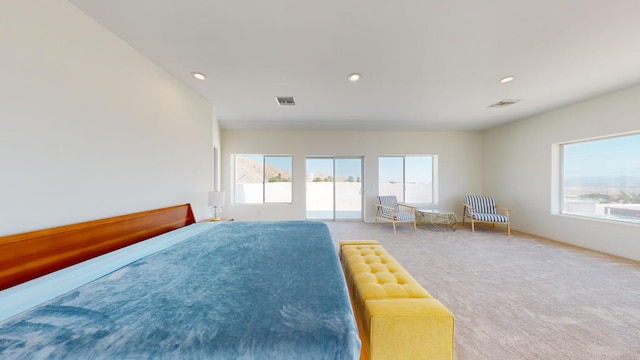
{"left": 340, "top": 240, "right": 454, "bottom": 360}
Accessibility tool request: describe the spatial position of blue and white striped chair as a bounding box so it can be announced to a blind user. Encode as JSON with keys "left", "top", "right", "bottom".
{"left": 375, "top": 195, "right": 417, "bottom": 234}
{"left": 462, "top": 195, "right": 511, "bottom": 235}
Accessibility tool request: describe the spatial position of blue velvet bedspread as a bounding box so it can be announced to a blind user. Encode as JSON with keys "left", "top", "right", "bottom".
{"left": 0, "top": 221, "right": 361, "bottom": 359}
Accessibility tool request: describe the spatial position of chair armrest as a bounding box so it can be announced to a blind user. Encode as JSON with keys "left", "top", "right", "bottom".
{"left": 376, "top": 204, "right": 396, "bottom": 211}
{"left": 398, "top": 203, "right": 416, "bottom": 211}
{"left": 463, "top": 203, "right": 474, "bottom": 215}
{"left": 496, "top": 205, "right": 510, "bottom": 217}
{"left": 376, "top": 204, "right": 397, "bottom": 217}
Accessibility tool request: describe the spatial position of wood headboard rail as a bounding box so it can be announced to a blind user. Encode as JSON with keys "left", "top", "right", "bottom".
{"left": 0, "top": 204, "right": 195, "bottom": 291}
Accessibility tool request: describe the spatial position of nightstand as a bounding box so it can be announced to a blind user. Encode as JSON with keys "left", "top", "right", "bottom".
{"left": 209, "top": 218, "right": 234, "bottom": 222}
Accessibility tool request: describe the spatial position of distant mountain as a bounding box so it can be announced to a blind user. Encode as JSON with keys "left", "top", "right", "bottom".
{"left": 235, "top": 157, "right": 291, "bottom": 183}
{"left": 564, "top": 176, "right": 640, "bottom": 187}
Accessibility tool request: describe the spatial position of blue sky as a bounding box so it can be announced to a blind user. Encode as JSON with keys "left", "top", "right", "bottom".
{"left": 564, "top": 133, "right": 640, "bottom": 178}
{"left": 245, "top": 155, "right": 434, "bottom": 181}
{"left": 379, "top": 156, "right": 432, "bottom": 183}
{"left": 265, "top": 156, "right": 292, "bottom": 172}
{"left": 306, "top": 158, "right": 361, "bottom": 178}
{"left": 244, "top": 155, "right": 292, "bottom": 172}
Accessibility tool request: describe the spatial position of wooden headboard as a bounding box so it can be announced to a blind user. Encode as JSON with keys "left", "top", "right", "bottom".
{"left": 0, "top": 204, "right": 195, "bottom": 291}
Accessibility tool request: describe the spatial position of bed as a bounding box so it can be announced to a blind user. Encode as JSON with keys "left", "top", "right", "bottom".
{"left": 0, "top": 205, "right": 361, "bottom": 359}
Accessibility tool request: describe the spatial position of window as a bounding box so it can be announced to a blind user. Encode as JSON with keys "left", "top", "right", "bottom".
{"left": 561, "top": 132, "right": 640, "bottom": 223}
{"left": 306, "top": 157, "right": 363, "bottom": 220}
{"left": 234, "top": 155, "right": 292, "bottom": 204}
{"left": 378, "top": 156, "right": 437, "bottom": 204}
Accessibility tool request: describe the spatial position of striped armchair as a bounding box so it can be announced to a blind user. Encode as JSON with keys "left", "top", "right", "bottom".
{"left": 375, "top": 195, "right": 417, "bottom": 234}
{"left": 462, "top": 195, "right": 510, "bottom": 235}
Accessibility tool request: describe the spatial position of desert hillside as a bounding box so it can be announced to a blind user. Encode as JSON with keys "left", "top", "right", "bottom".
{"left": 235, "top": 156, "right": 291, "bottom": 183}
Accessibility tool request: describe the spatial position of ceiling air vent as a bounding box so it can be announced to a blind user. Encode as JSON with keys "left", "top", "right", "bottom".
{"left": 488, "top": 99, "right": 522, "bottom": 108}
{"left": 275, "top": 96, "right": 295, "bottom": 106}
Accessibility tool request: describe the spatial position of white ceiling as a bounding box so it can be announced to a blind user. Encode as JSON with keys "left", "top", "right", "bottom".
{"left": 70, "top": 0, "right": 640, "bottom": 131}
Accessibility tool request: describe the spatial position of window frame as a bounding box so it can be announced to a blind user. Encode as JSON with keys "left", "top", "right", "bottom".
{"left": 558, "top": 132, "right": 640, "bottom": 225}
{"left": 233, "top": 154, "right": 292, "bottom": 204}
{"left": 378, "top": 155, "right": 438, "bottom": 205}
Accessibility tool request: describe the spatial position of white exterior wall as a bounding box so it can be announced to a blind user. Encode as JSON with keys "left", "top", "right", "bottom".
{"left": 0, "top": 1, "right": 216, "bottom": 235}
{"left": 221, "top": 130, "right": 483, "bottom": 222}
{"left": 484, "top": 85, "right": 640, "bottom": 261}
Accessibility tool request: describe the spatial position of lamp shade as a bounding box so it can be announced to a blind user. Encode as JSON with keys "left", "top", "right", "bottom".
{"left": 208, "top": 191, "right": 225, "bottom": 207}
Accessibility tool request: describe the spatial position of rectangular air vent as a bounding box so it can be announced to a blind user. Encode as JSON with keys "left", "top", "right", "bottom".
{"left": 275, "top": 96, "right": 295, "bottom": 106}
{"left": 488, "top": 99, "right": 522, "bottom": 108}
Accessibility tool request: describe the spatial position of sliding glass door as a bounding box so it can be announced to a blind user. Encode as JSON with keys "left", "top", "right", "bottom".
{"left": 306, "top": 157, "right": 363, "bottom": 220}
{"left": 335, "top": 158, "right": 363, "bottom": 220}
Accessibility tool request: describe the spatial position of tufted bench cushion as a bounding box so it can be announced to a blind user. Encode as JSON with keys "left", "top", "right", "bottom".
{"left": 340, "top": 240, "right": 454, "bottom": 360}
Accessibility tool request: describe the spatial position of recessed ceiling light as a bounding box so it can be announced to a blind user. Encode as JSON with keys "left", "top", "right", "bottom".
{"left": 499, "top": 75, "right": 515, "bottom": 84}
{"left": 348, "top": 72, "right": 361, "bottom": 82}
{"left": 191, "top": 72, "right": 206, "bottom": 81}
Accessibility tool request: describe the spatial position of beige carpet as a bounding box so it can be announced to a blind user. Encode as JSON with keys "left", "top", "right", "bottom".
{"left": 325, "top": 221, "right": 640, "bottom": 360}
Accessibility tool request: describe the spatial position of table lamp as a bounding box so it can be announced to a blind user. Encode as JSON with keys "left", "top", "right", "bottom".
{"left": 208, "top": 191, "right": 225, "bottom": 221}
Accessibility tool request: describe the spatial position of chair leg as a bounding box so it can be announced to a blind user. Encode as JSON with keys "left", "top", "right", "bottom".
{"left": 471, "top": 220, "right": 475, "bottom": 232}
{"left": 507, "top": 223, "right": 511, "bottom": 236}
{"left": 413, "top": 219, "right": 416, "bottom": 232}
{"left": 392, "top": 221, "right": 397, "bottom": 234}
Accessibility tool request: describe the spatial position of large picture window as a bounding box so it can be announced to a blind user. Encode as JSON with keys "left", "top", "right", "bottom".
{"left": 234, "top": 155, "right": 292, "bottom": 204}
{"left": 561, "top": 132, "right": 640, "bottom": 223}
{"left": 378, "top": 156, "right": 437, "bottom": 204}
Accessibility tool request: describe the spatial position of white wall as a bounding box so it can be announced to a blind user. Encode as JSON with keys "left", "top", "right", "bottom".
{"left": 484, "top": 84, "right": 640, "bottom": 261}
{"left": 221, "top": 130, "right": 483, "bottom": 222}
{"left": 212, "top": 108, "right": 222, "bottom": 192}
{"left": 0, "top": 1, "right": 216, "bottom": 236}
